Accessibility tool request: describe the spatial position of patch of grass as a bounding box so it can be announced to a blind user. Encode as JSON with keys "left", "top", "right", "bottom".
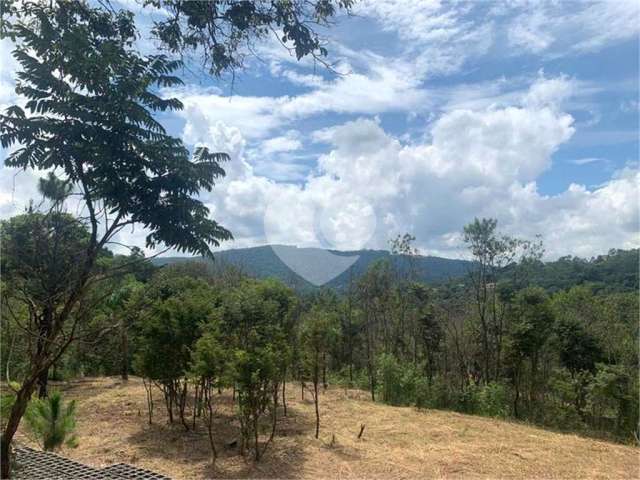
{"left": 15, "top": 377, "right": 640, "bottom": 479}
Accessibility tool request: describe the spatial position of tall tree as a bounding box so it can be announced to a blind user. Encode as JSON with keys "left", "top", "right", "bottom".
{"left": 0, "top": 2, "right": 232, "bottom": 476}
{"left": 301, "top": 306, "right": 338, "bottom": 439}
{"left": 463, "top": 218, "right": 540, "bottom": 383}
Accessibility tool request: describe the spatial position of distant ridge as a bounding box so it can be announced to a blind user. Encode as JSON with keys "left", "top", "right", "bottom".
{"left": 152, "top": 246, "right": 639, "bottom": 293}
{"left": 152, "top": 244, "right": 471, "bottom": 290}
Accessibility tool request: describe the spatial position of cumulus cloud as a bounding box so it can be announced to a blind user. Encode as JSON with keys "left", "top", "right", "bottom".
{"left": 1, "top": 3, "right": 636, "bottom": 262}
{"left": 156, "top": 76, "right": 637, "bottom": 259}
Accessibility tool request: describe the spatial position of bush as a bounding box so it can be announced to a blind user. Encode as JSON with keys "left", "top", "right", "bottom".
{"left": 545, "top": 368, "right": 586, "bottom": 430}
{"left": 376, "top": 354, "right": 430, "bottom": 407}
{"left": 414, "top": 375, "right": 431, "bottom": 409}
{"left": 587, "top": 364, "right": 639, "bottom": 437}
{"left": 454, "top": 383, "right": 480, "bottom": 414}
{"left": 377, "top": 353, "right": 407, "bottom": 406}
{"left": 477, "top": 382, "right": 509, "bottom": 418}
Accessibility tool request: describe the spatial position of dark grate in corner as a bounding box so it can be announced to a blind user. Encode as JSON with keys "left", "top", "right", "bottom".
{"left": 14, "top": 446, "right": 170, "bottom": 480}
{"left": 100, "top": 463, "right": 171, "bottom": 480}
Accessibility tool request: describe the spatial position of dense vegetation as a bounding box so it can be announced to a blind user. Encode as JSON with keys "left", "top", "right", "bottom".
{"left": 3, "top": 233, "right": 638, "bottom": 466}
{"left": 154, "top": 245, "right": 472, "bottom": 290}
{"left": 156, "top": 245, "right": 639, "bottom": 294}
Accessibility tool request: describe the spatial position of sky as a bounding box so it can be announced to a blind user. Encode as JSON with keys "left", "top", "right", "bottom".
{"left": 1, "top": 0, "right": 639, "bottom": 261}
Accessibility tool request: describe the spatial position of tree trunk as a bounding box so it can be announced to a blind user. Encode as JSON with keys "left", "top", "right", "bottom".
{"left": 1, "top": 376, "right": 38, "bottom": 478}
{"left": 282, "top": 379, "right": 287, "bottom": 417}
{"left": 120, "top": 320, "right": 129, "bottom": 381}
{"left": 35, "top": 308, "right": 53, "bottom": 399}
{"left": 253, "top": 415, "right": 260, "bottom": 461}
{"left": 178, "top": 381, "right": 189, "bottom": 431}
{"left": 204, "top": 383, "right": 217, "bottom": 464}
{"left": 37, "top": 367, "right": 49, "bottom": 399}
{"left": 322, "top": 353, "right": 328, "bottom": 392}
{"left": 314, "top": 350, "right": 320, "bottom": 439}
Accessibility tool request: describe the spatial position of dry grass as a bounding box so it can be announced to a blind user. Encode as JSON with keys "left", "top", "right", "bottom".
{"left": 15, "top": 377, "right": 640, "bottom": 479}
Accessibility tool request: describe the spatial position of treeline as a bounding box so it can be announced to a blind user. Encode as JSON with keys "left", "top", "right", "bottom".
{"left": 499, "top": 248, "right": 639, "bottom": 294}
{"left": 4, "top": 222, "right": 638, "bottom": 463}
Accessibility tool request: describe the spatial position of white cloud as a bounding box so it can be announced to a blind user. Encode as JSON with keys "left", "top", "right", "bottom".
{"left": 569, "top": 157, "right": 605, "bottom": 166}
{"left": 507, "top": 0, "right": 640, "bottom": 56}
{"left": 176, "top": 75, "right": 637, "bottom": 259}
{"left": 1, "top": 4, "right": 636, "bottom": 262}
{"left": 174, "top": 49, "right": 430, "bottom": 142}
{"left": 261, "top": 131, "right": 302, "bottom": 154}
{"left": 0, "top": 38, "right": 19, "bottom": 111}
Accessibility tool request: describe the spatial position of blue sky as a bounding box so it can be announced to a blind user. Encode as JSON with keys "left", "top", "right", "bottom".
{"left": 1, "top": 0, "right": 638, "bottom": 259}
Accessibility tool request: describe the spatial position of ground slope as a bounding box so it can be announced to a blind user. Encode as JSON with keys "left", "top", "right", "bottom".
{"left": 17, "top": 378, "right": 639, "bottom": 479}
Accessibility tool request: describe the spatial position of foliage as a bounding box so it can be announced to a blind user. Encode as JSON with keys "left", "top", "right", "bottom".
{"left": 144, "top": 0, "right": 354, "bottom": 76}
{"left": 23, "top": 392, "right": 78, "bottom": 451}
{"left": 477, "top": 382, "right": 509, "bottom": 418}
{"left": 1, "top": 0, "right": 232, "bottom": 256}
{"left": 587, "top": 364, "right": 638, "bottom": 436}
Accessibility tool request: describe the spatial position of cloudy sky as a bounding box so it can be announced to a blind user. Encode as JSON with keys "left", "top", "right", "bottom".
{"left": 1, "top": 0, "right": 639, "bottom": 260}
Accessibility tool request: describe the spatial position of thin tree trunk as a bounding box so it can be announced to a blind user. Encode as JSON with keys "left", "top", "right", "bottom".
{"left": 37, "top": 368, "right": 49, "bottom": 399}
{"left": 322, "top": 353, "right": 328, "bottom": 392}
{"left": 143, "top": 378, "right": 154, "bottom": 424}
{"left": 314, "top": 383, "right": 320, "bottom": 439}
{"left": 282, "top": 378, "right": 287, "bottom": 417}
{"left": 192, "top": 382, "right": 199, "bottom": 430}
{"left": 204, "top": 383, "right": 217, "bottom": 464}
{"left": 178, "top": 381, "right": 189, "bottom": 431}
{"left": 120, "top": 319, "right": 129, "bottom": 381}
{"left": 253, "top": 415, "right": 260, "bottom": 461}
{"left": 1, "top": 376, "right": 39, "bottom": 478}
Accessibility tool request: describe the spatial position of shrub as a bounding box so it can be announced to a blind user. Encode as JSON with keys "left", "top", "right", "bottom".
{"left": 546, "top": 368, "right": 586, "bottom": 430}
{"left": 587, "top": 364, "right": 639, "bottom": 437}
{"left": 477, "top": 382, "right": 509, "bottom": 418}
{"left": 454, "top": 383, "right": 480, "bottom": 414}
{"left": 377, "top": 353, "right": 406, "bottom": 406}
{"left": 414, "top": 376, "right": 431, "bottom": 409}
{"left": 24, "top": 392, "right": 78, "bottom": 451}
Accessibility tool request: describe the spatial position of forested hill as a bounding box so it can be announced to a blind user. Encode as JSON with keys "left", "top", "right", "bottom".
{"left": 152, "top": 245, "right": 471, "bottom": 290}
{"left": 153, "top": 246, "right": 638, "bottom": 293}
{"left": 508, "top": 248, "right": 639, "bottom": 293}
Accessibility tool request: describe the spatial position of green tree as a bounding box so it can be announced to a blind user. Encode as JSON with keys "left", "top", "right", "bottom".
{"left": 1, "top": 211, "right": 91, "bottom": 399}
{"left": 506, "top": 287, "right": 554, "bottom": 418}
{"left": 301, "top": 306, "right": 338, "bottom": 438}
{"left": 0, "top": 2, "right": 232, "bottom": 474}
{"left": 134, "top": 275, "right": 216, "bottom": 429}
{"left": 191, "top": 318, "right": 229, "bottom": 464}
{"left": 587, "top": 364, "right": 638, "bottom": 437}
{"left": 463, "top": 218, "right": 543, "bottom": 384}
{"left": 107, "top": 275, "right": 144, "bottom": 381}
{"left": 222, "top": 280, "right": 292, "bottom": 461}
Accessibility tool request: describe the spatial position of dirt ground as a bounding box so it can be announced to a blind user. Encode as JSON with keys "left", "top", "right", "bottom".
{"left": 15, "top": 377, "right": 640, "bottom": 479}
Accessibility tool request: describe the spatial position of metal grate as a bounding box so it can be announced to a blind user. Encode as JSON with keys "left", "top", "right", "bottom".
{"left": 14, "top": 446, "right": 170, "bottom": 480}
{"left": 99, "top": 463, "right": 170, "bottom": 480}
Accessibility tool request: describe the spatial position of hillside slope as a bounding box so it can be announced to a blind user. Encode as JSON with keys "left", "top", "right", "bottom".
{"left": 19, "top": 377, "right": 639, "bottom": 479}
{"left": 153, "top": 245, "right": 471, "bottom": 290}
{"left": 154, "top": 246, "right": 639, "bottom": 293}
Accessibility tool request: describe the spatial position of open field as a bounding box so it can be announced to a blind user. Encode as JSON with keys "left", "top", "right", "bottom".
{"left": 15, "top": 377, "right": 640, "bottom": 479}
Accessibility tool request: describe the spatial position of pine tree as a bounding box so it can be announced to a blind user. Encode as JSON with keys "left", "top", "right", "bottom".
{"left": 24, "top": 392, "right": 78, "bottom": 452}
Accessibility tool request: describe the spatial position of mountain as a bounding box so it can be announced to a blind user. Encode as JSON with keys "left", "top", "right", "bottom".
{"left": 152, "top": 245, "right": 472, "bottom": 290}
{"left": 152, "top": 246, "right": 639, "bottom": 294}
